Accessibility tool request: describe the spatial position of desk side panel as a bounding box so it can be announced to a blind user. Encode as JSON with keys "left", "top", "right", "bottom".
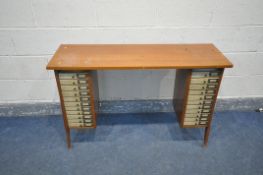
{"left": 173, "top": 70, "right": 191, "bottom": 125}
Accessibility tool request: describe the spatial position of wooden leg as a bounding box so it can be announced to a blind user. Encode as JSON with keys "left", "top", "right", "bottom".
{"left": 66, "top": 128, "right": 71, "bottom": 149}
{"left": 204, "top": 125, "right": 211, "bottom": 147}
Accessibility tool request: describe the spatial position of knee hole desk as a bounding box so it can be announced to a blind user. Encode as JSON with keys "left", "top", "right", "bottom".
{"left": 46, "top": 44, "right": 233, "bottom": 148}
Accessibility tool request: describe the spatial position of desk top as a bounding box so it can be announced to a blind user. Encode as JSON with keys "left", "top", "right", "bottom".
{"left": 46, "top": 44, "right": 233, "bottom": 70}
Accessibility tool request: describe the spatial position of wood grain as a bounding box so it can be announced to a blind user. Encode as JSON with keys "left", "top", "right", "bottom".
{"left": 46, "top": 44, "right": 233, "bottom": 70}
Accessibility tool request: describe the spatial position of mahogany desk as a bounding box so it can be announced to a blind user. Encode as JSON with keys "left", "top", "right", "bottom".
{"left": 46, "top": 44, "right": 233, "bottom": 148}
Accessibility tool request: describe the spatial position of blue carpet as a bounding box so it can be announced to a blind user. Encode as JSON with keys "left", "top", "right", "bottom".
{"left": 0, "top": 112, "right": 263, "bottom": 175}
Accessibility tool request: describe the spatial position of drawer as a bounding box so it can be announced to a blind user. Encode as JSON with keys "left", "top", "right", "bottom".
{"left": 64, "top": 101, "right": 91, "bottom": 107}
{"left": 62, "top": 91, "right": 89, "bottom": 97}
{"left": 68, "top": 119, "right": 93, "bottom": 123}
{"left": 186, "top": 104, "right": 211, "bottom": 110}
{"left": 67, "top": 114, "right": 93, "bottom": 119}
{"left": 188, "top": 95, "right": 203, "bottom": 101}
{"left": 188, "top": 89, "right": 215, "bottom": 95}
{"left": 59, "top": 72, "right": 89, "bottom": 80}
{"left": 65, "top": 106, "right": 91, "bottom": 111}
{"left": 66, "top": 111, "right": 91, "bottom": 115}
{"left": 191, "top": 72, "right": 210, "bottom": 78}
{"left": 192, "top": 70, "right": 221, "bottom": 78}
{"left": 190, "top": 77, "right": 208, "bottom": 84}
{"left": 59, "top": 73, "right": 78, "bottom": 79}
{"left": 187, "top": 97, "right": 214, "bottom": 104}
{"left": 190, "top": 77, "right": 220, "bottom": 85}
{"left": 184, "top": 118, "right": 199, "bottom": 122}
{"left": 189, "top": 84, "right": 206, "bottom": 90}
{"left": 189, "top": 90, "right": 206, "bottom": 95}
{"left": 185, "top": 108, "right": 211, "bottom": 114}
{"left": 60, "top": 80, "right": 79, "bottom": 85}
{"left": 186, "top": 104, "right": 202, "bottom": 110}
{"left": 185, "top": 108, "right": 202, "bottom": 114}
{"left": 68, "top": 123, "right": 93, "bottom": 127}
{"left": 61, "top": 85, "right": 89, "bottom": 91}
{"left": 185, "top": 113, "right": 200, "bottom": 118}
{"left": 184, "top": 121, "right": 207, "bottom": 126}
{"left": 63, "top": 96, "right": 90, "bottom": 102}
{"left": 60, "top": 79, "right": 89, "bottom": 86}
{"left": 184, "top": 121, "right": 199, "bottom": 126}
{"left": 186, "top": 99, "right": 213, "bottom": 105}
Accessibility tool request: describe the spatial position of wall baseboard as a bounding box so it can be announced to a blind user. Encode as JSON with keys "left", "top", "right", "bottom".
{"left": 0, "top": 98, "right": 262, "bottom": 117}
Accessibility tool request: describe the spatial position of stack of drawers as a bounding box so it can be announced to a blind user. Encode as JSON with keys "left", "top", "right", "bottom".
{"left": 183, "top": 69, "right": 222, "bottom": 127}
{"left": 58, "top": 72, "right": 95, "bottom": 128}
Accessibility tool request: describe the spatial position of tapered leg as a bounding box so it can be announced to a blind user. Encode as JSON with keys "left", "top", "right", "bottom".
{"left": 204, "top": 125, "right": 211, "bottom": 146}
{"left": 66, "top": 128, "right": 71, "bottom": 149}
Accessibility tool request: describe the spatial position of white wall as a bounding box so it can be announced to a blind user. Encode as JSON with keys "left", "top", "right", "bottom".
{"left": 0, "top": 0, "right": 263, "bottom": 102}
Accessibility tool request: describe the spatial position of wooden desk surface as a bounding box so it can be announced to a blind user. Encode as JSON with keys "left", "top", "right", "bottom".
{"left": 46, "top": 44, "right": 233, "bottom": 70}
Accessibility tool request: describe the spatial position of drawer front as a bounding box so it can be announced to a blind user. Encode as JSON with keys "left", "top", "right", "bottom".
{"left": 68, "top": 123, "right": 93, "bottom": 128}
{"left": 192, "top": 70, "right": 221, "bottom": 78}
{"left": 188, "top": 89, "right": 215, "bottom": 96}
{"left": 184, "top": 118, "right": 199, "bottom": 122}
{"left": 186, "top": 104, "right": 212, "bottom": 110}
{"left": 186, "top": 99, "right": 213, "bottom": 105}
{"left": 66, "top": 111, "right": 91, "bottom": 115}
{"left": 59, "top": 71, "right": 96, "bottom": 128}
{"left": 64, "top": 101, "right": 91, "bottom": 107}
{"left": 59, "top": 73, "right": 89, "bottom": 80}
{"left": 63, "top": 96, "right": 90, "bottom": 102}
{"left": 190, "top": 77, "right": 220, "bottom": 85}
{"left": 61, "top": 85, "right": 89, "bottom": 91}
{"left": 184, "top": 120, "right": 208, "bottom": 126}
{"left": 68, "top": 118, "right": 93, "bottom": 123}
{"left": 62, "top": 91, "right": 89, "bottom": 97}
{"left": 67, "top": 114, "right": 93, "bottom": 119}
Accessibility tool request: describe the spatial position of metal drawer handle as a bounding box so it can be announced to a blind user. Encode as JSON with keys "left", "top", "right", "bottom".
{"left": 209, "top": 79, "right": 218, "bottom": 83}
{"left": 79, "top": 80, "right": 86, "bottom": 84}
{"left": 208, "top": 85, "right": 216, "bottom": 88}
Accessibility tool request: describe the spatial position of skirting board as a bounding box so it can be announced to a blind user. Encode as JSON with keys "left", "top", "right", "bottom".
{"left": 0, "top": 98, "right": 262, "bottom": 117}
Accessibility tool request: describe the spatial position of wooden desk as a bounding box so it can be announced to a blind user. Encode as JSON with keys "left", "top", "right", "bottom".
{"left": 47, "top": 44, "right": 233, "bottom": 148}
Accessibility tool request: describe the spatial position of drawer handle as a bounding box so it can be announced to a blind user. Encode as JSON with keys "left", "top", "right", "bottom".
{"left": 72, "top": 82, "right": 76, "bottom": 85}
{"left": 209, "top": 79, "right": 218, "bottom": 83}
{"left": 208, "top": 85, "right": 216, "bottom": 88}
{"left": 72, "top": 76, "right": 75, "bottom": 79}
